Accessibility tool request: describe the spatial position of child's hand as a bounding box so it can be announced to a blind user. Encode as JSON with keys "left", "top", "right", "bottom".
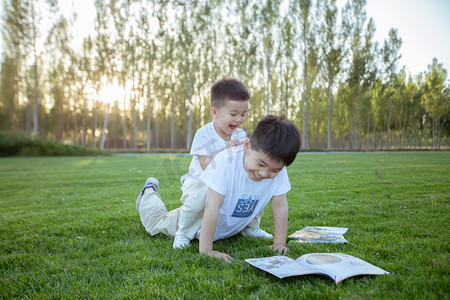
{"left": 226, "top": 139, "right": 243, "bottom": 149}
{"left": 205, "top": 250, "right": 234, "bottom": 263}
{"left": 269, "top": 243, "right": 289, "bottom": 255}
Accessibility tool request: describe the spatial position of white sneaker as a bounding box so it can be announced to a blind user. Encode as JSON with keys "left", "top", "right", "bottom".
{"left": 173, "top": 234, "right": 191, "bottom": 249}
{"left": 241, "top": 227, "right": 273, "bottom": 239}
{"left": 136, "top": 177, "right": 159, "bottom": 211}
{"left": 140, "top": 177, "right": 159, "bottom": 195}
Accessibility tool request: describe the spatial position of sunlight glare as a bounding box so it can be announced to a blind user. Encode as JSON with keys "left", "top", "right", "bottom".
{"left": 98, "top": 77, "right": 125, "bottom": 105}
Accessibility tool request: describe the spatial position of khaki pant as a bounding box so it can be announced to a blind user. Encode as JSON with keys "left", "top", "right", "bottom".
{"left": 177, "top": 178, "right": 209, "bottom": 239}
{"left": 137, "top": 189, "right": 180, "bottom": 237}
{"left": 136, "top": 178, "right": 208, "bottom": 238}
{"left": 136, "top": 178, "right": 263, "bottom": 239}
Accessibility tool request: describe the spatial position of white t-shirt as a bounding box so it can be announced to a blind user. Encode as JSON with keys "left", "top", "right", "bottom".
{"left": 198, "top": 145, "right": 291, "bottom": 241}
{"left": 187, "top": 122, "right": 246, "bottom": 180}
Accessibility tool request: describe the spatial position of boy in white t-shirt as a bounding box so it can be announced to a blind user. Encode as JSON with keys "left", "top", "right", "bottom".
{"left": 172, "top": 79, "right": 272, "bottom": 249}
{"left": 136, "top": 115, "right": 301, "bottom": 261}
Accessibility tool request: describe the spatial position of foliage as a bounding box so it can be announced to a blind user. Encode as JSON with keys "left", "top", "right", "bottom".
{"left": 0, "top": 153, "right": 448, "bottom": 298}
{"left": 0, "top": 0, "right": 449, "bottom": 150}
{"left": 0, "top": 130, "right": 103, "bottom": 156}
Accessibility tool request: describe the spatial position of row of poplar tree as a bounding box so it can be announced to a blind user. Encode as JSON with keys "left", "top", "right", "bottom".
{"left": 1, "top": 0, "right": 449, "bottom": 150}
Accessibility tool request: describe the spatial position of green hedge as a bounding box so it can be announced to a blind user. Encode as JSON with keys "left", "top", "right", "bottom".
{"left": 0, "top": 131, "right": 103, "bottom": 157}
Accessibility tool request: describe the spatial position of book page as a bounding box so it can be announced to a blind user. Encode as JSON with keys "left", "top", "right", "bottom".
{"left": 291, "top": 235, "right": 348, "bottom": 244}
{"left": 296, "top": 253, "right": 390, "bottom": 283}
{"left": 288, "top": 226, "right": 349, "bottom": 242}
{"left": 245, "top": 256, "right": 319, "bottom": 279}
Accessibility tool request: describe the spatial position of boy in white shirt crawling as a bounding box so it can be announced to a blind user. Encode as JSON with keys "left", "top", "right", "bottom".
{"left": 136, "top": 115, "right": 301, "bottom": 261}
{"left": 146, "top": 78, "right": 271, "bottom": 249}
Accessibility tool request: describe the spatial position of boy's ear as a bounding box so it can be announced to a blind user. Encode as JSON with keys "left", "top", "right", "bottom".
{"left": 210, "top": 107, "right": 217, "bottom": 118}
{"left": 243, "top": 138, "right": 250, "bottom": 151}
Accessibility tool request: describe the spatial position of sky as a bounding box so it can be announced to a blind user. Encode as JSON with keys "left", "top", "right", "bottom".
{"left": 1, "top": 0, "right": 450, "bottom": 79}
{"left": 362, "top": 0, "right": 450, "bottom": 77}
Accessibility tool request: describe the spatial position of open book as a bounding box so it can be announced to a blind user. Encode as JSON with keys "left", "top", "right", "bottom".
{"left": 288, "top": 226, "right": 349, "bottom": 243}
{"left": 245, "top": 253, "right": 389, "bottom": 283}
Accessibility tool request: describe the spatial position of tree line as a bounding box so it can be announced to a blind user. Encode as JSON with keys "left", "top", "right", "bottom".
{"left": 1, "top": 0, "right": 449, "bottom": 150}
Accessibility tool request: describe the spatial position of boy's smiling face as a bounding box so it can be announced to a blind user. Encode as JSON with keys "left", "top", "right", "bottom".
{"left": 211, "top": 100, "right": 248, "bottom": 140}
{"left": 243, "top": 140, "right": 285, "bottom": 182}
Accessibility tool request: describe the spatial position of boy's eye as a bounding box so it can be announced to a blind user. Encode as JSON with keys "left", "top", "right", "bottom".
{"left": 230, "top": 113, "right": 236, "bottom": 117}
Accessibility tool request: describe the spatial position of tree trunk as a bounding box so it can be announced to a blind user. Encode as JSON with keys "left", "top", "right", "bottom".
{"left": 122, "top": 97, "right": 127, "bottom": 149}
{"left": 348, "top": 124, "right": 352, "bottom": 150}
{"left": 93, "top": 101, "right": 98, "bottom": 148}
{"left": 302, "top": 59, "right": 308, "bottom": 149}
{"left": 74, "top": 106, "right": 78, "bottom": 144}
{"left": 312, "top": 105, "right": 317, "bottom": 148}
{"left": 155, "top": 113, "right": 159, "bottom": 149}
{"left": 432, "top": 98, "right": 436, "bottom": 149}
{"left": 33, "top": 60, "right": 38, "bottom": 138}
{"left": 187, "top": 66, "right": 193, "bottom": 150}
{"left": 401, "top": 112, "right": 407, "bottom": 147}
{"left": 112, "top": 103, "right": 118, "bottom": 149}
{"left": 366, "top": 112, "right": 370, "bottom": 150}
{"left": 266, "top": 59, "right": 271, "bottom": 115}
{"left": 187, "top": 105, "right": 192, "bottom": 149}
{"left": 327, "top": 78, "right": 332, "bottom": 150}
{"left": 280, "top": 64, "right": 284, "bottom": 116}
{"left": 32, "top": 9, "right": 38, "bottom": 138}
{"left": 354, "top": 84, "right": 359, "bottom": 149}
{"left": 285, "top": 75, "right": 290, "bottom": 120}
{"left": 132, "top": 97, "right": 137, "bottom": 149}
{"left": 372, "top": 99, "right": 377, "bottom": 150}
{"left": 26, "top": 101, "right": 32, "bottom": 134}
{"left": 198, "top": 95, "right": 202, "bottom": 130}
{"left": 386, "top": 91, "right": 393, "bottom": 149}
{"left": 437, "top": 117, "right": 446, "bottom": 150}
{"left": 100, "top": 104, "right": 110, "bottom": 150}
{"left": 82, "top": 97, "right": 87, "bottom": 146}
{"left": 171, "top": 80, "right": 175, "bottom": 149}
{"left": 147, "top": 58, "right": 152, "bottom": 151}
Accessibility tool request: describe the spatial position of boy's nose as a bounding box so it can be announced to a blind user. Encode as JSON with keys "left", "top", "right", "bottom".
{"left": 259, "top": 169, "right": 268, "bottom": 178}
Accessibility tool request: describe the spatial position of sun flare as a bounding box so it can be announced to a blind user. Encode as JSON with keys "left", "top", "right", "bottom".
{"left": 98, "top": 77, "right": 126, "bottom": 104}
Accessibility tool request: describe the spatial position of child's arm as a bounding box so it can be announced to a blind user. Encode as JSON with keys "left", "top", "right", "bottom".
{"left": 198, "top": 155, "right": 214, "bottom": 170}
{"left": 269, "top": 194, "right": 289, "bottom": 254}
{"left": 197, "top": 139, "right": 244, "bottom": 170}
{"left": 199, "top": 188, "right": 233, "bottom": 263}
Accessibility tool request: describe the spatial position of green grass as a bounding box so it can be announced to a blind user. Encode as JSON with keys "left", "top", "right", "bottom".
{"left": 1, "top": 152, "right": 449, "bottom": 299}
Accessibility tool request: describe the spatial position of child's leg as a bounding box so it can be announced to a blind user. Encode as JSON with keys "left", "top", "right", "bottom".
{"left": 177, "top": 179, "right": 209, "bottom": 239}
{"left": 241, "top": 211, "right": 273, "bottom": 238}
{"left": 246, "top": 210, "right": 264, "bottom": 229}
{"left": 137, "top": 188, "right": 180, "bottom": 238}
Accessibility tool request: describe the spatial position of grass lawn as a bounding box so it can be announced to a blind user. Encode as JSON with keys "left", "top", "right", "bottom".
{"left": 1, "top": 152, "right": 449, "bottom": 299}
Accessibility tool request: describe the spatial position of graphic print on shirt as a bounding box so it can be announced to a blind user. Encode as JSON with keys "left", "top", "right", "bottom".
{"left": 198, "top": 138, "right": 217, "bottom": 154}
{"left": 232, "top": 194, "right": 259, "bottom": 218}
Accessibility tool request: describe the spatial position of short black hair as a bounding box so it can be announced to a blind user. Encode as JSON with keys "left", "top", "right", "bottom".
{"left": 250, "top": 115, "right": 301, "bottom": 166}
{"left": 210, "top": 78, "right": 250, "bottom": 108}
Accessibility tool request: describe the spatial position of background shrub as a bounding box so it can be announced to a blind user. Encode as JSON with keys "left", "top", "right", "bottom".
{"left": 0, "top": 131, "right": 103, "bottom": 157}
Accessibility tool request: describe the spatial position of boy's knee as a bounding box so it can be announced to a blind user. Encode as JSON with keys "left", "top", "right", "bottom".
{"left": 182, "top": 201, "right": 205, "bottom": 215}
{"left": 193, "top": 203, "right": 206, "bottom": 214}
